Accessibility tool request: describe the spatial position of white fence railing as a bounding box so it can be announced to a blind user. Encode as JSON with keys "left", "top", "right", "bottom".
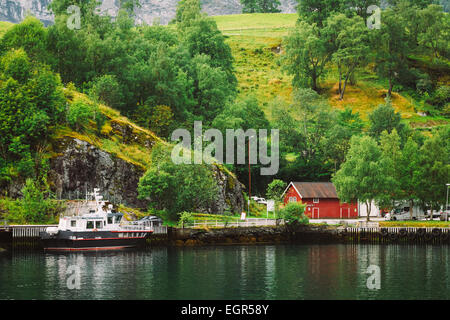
{"left": 187, "top": 218, "right": 284, "bottom": 229}
{"left": 7, "top": 224, "right": 168, "bottom": 237}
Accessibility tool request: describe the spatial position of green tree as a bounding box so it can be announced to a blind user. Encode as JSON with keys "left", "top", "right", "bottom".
{"left": 347, "top": 0, "right": 380, "bottom": 20}
{"left": 418, "top": 4, "right": 450, "bottom": 58}
{"left": 332, "top": 135, "right": 395, "bottom": 221}
{"left": 372, "top": 8, "right": 409, "bottom": 97}
{"left": 266, "top": 179, "right": 287, "bottom": 217}
{"left": 89, "top": 74, "right": 124, "bottom": 111}
{"left": 297, "top": 0, "right": 345, "bottom": 28}
{"left": 378, "top": 129, "right": 402, "bottom": 209}
{"left": 368, "top": 98, "right": 406, "bottom": 140}
{"left": 66, "top": 101, "right": 101, "bottom": 132}
{"left": 241, "top": 0, "right": 282, "bottom": 13}
{"left": 150, "top": 105, "right": 175, "bottom": 137}
{"left": 321, "top": 108, "right": 364, "bottom": 173}
{"left": 138, "top": 144, "right": 219, "bottom": 222}
{"left": 21, "top": 177, "right": 53, "bottom": 223}
{"left": 182, "top": 17, "right": 237, "bottom": 90}
{"left": 415, "top": 128, "right": 450, "bottom": 218}
{"left": 175, "top": 0, "right": 202, "bottom": 27}
{"left": 327, "top": 13, "right": 370, "bottom": 99}
{"left": 397, "top": 137, "right": 422, "bottom": 219}
{"left": 279, "top": 202, "right": 308, "bottom": 225}
{"left": 0, "top": 49, "right": 65, "bottom": 187}
{"left": 283, "top": 21, "right": 333, "bottom": 91}
{"left": 0, "top": 16, "right": 49, "bottom": 62}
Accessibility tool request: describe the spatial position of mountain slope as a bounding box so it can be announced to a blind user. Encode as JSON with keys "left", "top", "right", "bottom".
{"left": 0, "top": 0, "right": 298, "bottom": 25}
{"left": 215, "top": 13, "right": 450, "bottom": 128}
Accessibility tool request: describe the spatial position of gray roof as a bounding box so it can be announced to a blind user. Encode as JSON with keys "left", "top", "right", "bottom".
{"left": 291, "top": 182, "right": 338, "bottom": 199}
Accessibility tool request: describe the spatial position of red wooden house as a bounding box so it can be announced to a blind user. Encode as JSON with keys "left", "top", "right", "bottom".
{"left": 282, "top": 182, "right": 358, "bottom": 219}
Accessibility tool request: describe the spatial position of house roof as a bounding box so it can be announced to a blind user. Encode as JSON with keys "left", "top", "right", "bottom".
{"left": 288, "top": 182, "right": 339, "bottom": 199}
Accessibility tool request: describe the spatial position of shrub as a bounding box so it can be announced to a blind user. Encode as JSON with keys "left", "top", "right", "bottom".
{"left": 178, "top": 211, "right": 194, "bottom": 228}
{"left": 67, "top": 100, "right": 103, "bottom": 131}
{"left": 427, "top": 86, "right": 450, "bottom": 109}
{"left": 280, "top": 202, "right": 308, "bottom": 225}
{"left": 21, "top": 178, "right": 53, "bottom": 223}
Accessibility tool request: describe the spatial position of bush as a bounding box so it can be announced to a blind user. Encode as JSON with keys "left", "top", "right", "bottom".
{"left": 22, "top": 178, "right": 53, "bottom": 223}
{"left": 178, "top": 211, "right": 194, "bottom": 228}
{"left": 427, "top": 86, "right": 450, "bottom": 109}
{"left": 280, "top": 202, "right": 308, "bottom": 225}
{"left": 67, "top": 100, "right": 103, "bottom": 131}
{"left": 89, "top": 75, "right": 124, "bottom": 111}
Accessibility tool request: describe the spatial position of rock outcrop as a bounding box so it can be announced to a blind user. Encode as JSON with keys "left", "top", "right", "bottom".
{"left": 48, "top": 137, "right": 244, "bottom": 214}
{"left": 0, "top": 0, "right": 53, "bottom": 25}
{"left": 49, "top": 137, "right": 147, "bottom": 207}
{"left": 0, "top": 0, "right": 298, "bottom": 25}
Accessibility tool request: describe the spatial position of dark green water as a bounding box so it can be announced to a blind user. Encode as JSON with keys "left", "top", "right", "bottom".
{"left": 0, "top": 244, "right": 449, "bottom": 300}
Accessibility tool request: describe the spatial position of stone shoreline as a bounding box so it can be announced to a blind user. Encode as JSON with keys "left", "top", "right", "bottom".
{"left": 147, "top": 225, "right": 343, "bottom": 246}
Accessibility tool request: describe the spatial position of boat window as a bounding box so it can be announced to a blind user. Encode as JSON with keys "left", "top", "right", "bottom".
{"left": 86, "top": 221, "right": 94, "bottom": 229}
{"left": 95, "top": 221, "right": 102, "bottom": 229}
{"left": 107, "top": 217, "right": 113, "bottom": 224}
{"left": 115, "top": 216, "right": 122, "bottom": 223}
{"left": 89, "top": 210, "right": 96, "bottom": 213}
{"left": 71, "top": 220, "right": 76, "bottom": 227}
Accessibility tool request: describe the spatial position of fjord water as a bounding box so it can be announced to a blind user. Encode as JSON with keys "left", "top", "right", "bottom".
{"left": 0, "top": 244, "right": 449, "bottom": 300}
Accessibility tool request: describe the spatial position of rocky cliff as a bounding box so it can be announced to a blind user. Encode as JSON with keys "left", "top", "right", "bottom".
{"left": 48, "top": 136, "right": 244, "bottom": 214}
{"left": 0, "top": 0, "right": 298, "bottom": 25}
{"left": 0, "top": 0, "right": 53, "bottom": 25}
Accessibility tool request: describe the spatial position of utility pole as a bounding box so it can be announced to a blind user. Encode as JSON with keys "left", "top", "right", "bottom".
{"left": 446, "top": 183, "right": 450, "bottom": 221}
{"left": 248, "top": 139, "right": 251, "bottom": 215}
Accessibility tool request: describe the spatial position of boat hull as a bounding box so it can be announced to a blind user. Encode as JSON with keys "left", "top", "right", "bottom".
{"left": 40, "top": 230, "right": 151, "bottom": 251}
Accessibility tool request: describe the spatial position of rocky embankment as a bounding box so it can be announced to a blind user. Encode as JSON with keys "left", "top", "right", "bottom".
{"left": 150, "top": 225, "right": 342, "bottom": 246}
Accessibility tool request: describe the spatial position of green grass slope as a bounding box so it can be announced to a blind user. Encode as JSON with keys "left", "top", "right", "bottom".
{"left": 0, "top": 21, "right": 13, "bottom": 37}
{"left": 213, "top": 13, "right": 449, "bottom": 127}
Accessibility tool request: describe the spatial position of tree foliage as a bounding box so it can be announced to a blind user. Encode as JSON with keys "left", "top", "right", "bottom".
{"left": 241, "top": 0, "right": 282, "bottom": 13}
{"left": 138, "top": 144, "right": 219, "bottom": 222}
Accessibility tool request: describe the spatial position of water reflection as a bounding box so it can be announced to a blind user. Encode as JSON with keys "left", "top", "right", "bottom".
{"left": 0, "top": 245, "right": 448, "bottom": 300}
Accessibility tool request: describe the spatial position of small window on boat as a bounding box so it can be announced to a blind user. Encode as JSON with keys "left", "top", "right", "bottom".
{"left": 89, "top": 210, "right": 96, "bottom": 213}
{"left": 86, "top": 221, "right": 94, "bottom": 229}
{"left": 107, "top": 217, "right": 113, "bottom": 224}
{"left": 115, "top": 216, "right": 122, "bottom": 223}
{"left": 71, "top": 220, "right": 76, "bottom": 227}
{"left": 95, "top": 221, "right": 102, "bottom": 229}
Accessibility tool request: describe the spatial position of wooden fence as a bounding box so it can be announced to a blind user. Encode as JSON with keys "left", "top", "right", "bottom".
{"left": 342, "top": 227, "right": 450, "bottom": 244}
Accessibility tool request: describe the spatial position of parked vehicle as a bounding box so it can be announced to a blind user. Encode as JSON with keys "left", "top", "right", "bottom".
{"left": 439, "top": 206, "right": 450, "bottom": 221}
{"left": 385, "top": 206, "right": 426, "bottom": 221}
{"left": 251, "top": 196, "right": 267, "bottom": 204}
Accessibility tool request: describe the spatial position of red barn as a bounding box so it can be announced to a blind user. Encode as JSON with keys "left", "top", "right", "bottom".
{"left": 282, "top": 182, "right": 358, "bottom": 219}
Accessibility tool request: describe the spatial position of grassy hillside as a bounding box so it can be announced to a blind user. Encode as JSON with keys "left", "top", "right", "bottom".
{"left": 213, "top": 13, "right": 450, "bottom": 127}
{"left": 0, "top": 21, "right": 12, "bottom": 37}
{"left": 52, "top": 89, "right": 164, "bottom": 171}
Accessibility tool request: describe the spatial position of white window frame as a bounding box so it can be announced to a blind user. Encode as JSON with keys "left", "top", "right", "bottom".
{"left": 289, "top": 196, "right": 297, "bottom": 203}
{"left": 313, "top": 198, "right": 320, "bottom": 203}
